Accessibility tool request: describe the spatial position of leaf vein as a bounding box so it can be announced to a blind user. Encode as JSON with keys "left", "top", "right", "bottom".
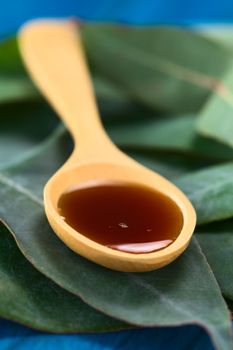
{"left": 128, "top": 274, "right": 195, "bottom": 320}
{"left": 0, "top": 173, "right": 43, "bottom": 206}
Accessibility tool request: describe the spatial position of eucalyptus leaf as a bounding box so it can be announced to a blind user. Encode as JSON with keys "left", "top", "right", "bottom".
{"left": 175, "top": 162, "right": 233, "bottom": 224}
{"left": 197, "top": 220, "right": 233, "bottom": 300}
{"left": 0, "top": 223, "right": 127, "bottom": 333}
{"left": 82, "top": 24, "right": 233, "bottom": 113}
{"left": 0, "top": 101, "right": 215, "bottom": 187}
{"left": 200, "top": 26, "right": 233, "bottom": 49}
{"left": 0, "top": 37, "right": 37, "bottom": 102}
{"left": 0, "top": 101, "right": 58, "bottom": 169}
{"left": 95, "top": 75, "right": 147, "bottom": 122}
{"left": 1, "top": 25, "right": 233, "bottom": 350}
{"left": 0, "top": 37, "right": 135, "bottom": 112}
{"left": 126, "top": 150, "right": 213, "bottom": 180}
{"left": 0, "top": 77, "right": 37, "bottom": 103}
{"left": 196, "top": 14, "right": 233, "bottom": 147}
{"left": 1, "top": 125, "right": 71, "bottom": 198}
{"left": 106, "top": 114, "right": 233, "bottom": 161}
{"left": 0, "top": 129, "right": 231, "bottom": 350}
{"left": 94, "top": 75, "right": 132, "bottom": 109}
{"left": 197, "top": 65, "right": 233, "bottom": 148}
{"left": 0, "top": 37, "right": 26, "bottom": 74}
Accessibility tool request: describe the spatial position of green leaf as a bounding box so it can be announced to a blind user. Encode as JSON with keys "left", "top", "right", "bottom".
{"left": 95, "top": 75, "right": 148, "bottom": 122}
{"left": 106, "top": 114, "right": 233, "bottom": 161}
{"left": 1, "top": 125, "right": 71, "bottom": 198}
{"left": 0, "top": 223, "right": 127, "bottom": 332}
{"left": 126, "top": 150, "right": 213, "bottom": 180}
{"left": 82, "top": 24, "right": 233, "bottom": 113}
{"left": 0, "top": 130, "right": 231, "bottom": 350}
{"left": 0, "top": 37, "right": 135, "bottom": 109}
{"left": 197, "top": 65, "right": 233, "bottom": 148}
{"left": 197, "top": 27, "right": 233, "bottom": 149}
{"left": 0, "top": 77, "right": 37, "bottom": 103}
{"left": 175, "top": 162, "right": 233, "bottom": 224}
{"left": 0, "top": 100, "right": 215, "bottom": 185}
{"left": 0, "top": 37, "right": 37, "bottom": 102}
{"left": 0, "top": 37, "right": 26, "bottom": 74}
{"left": 197, "top": 220, "right": 233, "bottom": 301}
{"left": 94, "top": 75, "right": 131, "bottom": 107}
{"left": 1, "top": 27, "right": 233, "bottom": 349}
{"left": 0, "top": 38, "right": 132, "bottom": 108}
{"left": 200, "top": 26, "right": 233, "bottom": 49}
{"left": 0, "top": 101, "right": 58, "bottom": 170}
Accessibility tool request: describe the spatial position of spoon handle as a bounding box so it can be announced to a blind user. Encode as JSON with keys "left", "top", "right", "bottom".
{"left": 18, "top": 19, "right": 113, "bottom": 155}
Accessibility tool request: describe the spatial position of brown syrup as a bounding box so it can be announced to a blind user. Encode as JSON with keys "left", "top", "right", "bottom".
{"left": 58, "top": 182, "right": 183, "bottom": 254}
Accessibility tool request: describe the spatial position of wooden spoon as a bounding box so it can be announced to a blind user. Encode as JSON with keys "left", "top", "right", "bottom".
{"left": 18, "top": 19, "right": 196, "bottom": 272}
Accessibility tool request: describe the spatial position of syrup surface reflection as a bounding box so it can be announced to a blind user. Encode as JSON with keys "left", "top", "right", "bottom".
{"left": 58, "top": 182, "right": 184, "bottom": 254}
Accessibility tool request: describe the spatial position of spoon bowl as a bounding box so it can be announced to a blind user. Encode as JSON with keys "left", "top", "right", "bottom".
{"left": 19, "top": 19, "right": 196, "bottom": 271}
{"left": 44, "top": 157, "right": 195, "bottom": 271}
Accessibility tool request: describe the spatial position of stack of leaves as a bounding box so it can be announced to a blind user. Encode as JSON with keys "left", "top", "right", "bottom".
{"left": 0, "top": 24, "right": 233, "bottom": 350}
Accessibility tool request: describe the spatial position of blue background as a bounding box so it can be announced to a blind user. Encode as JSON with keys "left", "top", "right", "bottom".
{"left": 1, "top": 0, "right": 233, "bottom": 349}
{"left": 1, "top": 0, "right": 233, "bottom": 38}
